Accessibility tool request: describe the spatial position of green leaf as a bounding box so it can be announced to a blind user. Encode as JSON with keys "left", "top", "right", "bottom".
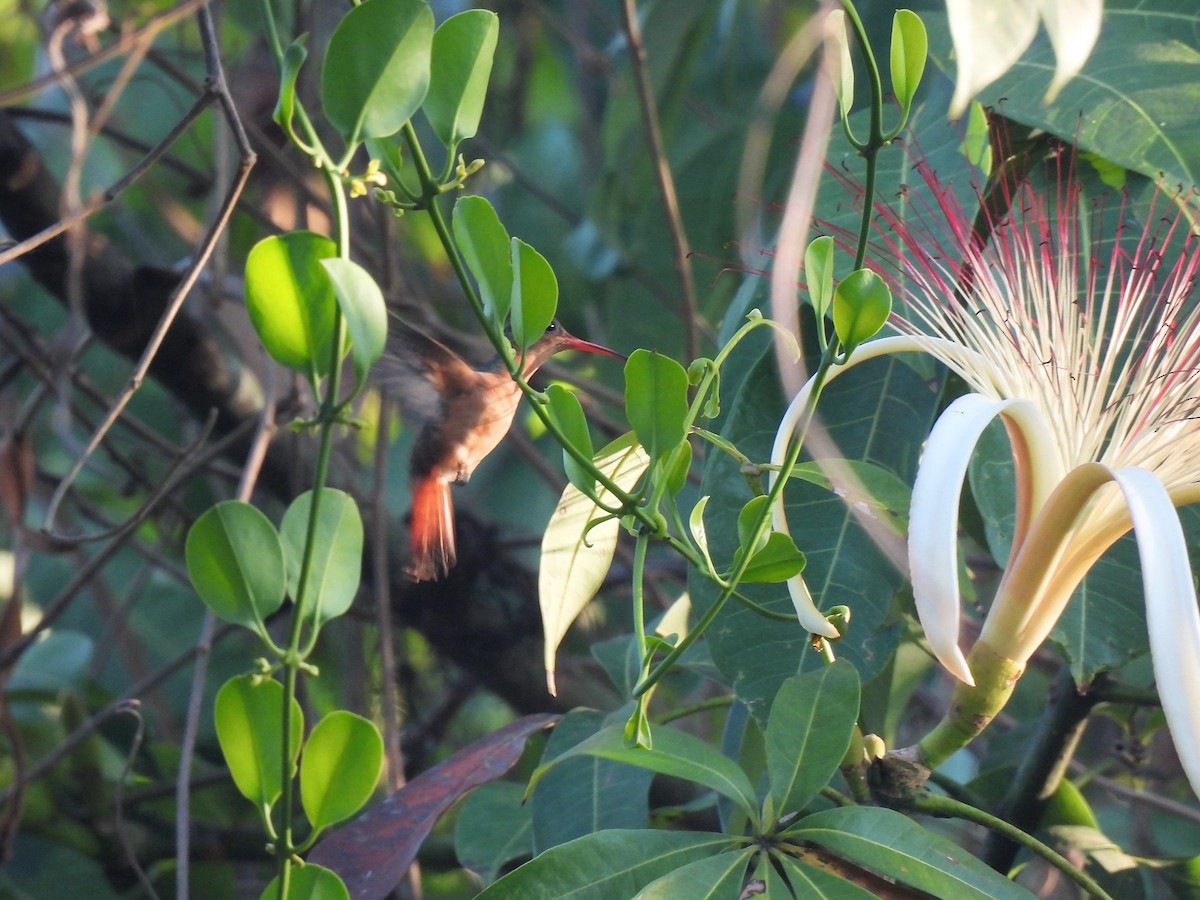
{"left": 663, "top": 441, "right": 692, "bottom": 496}
{"left": 476, "top": 830, "right": 734, "bottom": 900}
{"left": 321, "top": 0, "right": 434, "bottom": 142}
{"left": 528, "top": 723, "right": 759, "bottom": 821}
{"left": 455, "top": 781, "right": 533, "bottom": 884}
{"left": 633, "top": 848, "right": 756, "bottom": 899}
{"left": 765, "top": 660, "right": 859, "bottom": 815}
{"left": 788, "top": 459, "right": 911, "bottom": 533}
{"left": 736, "top": 495, "right": 771, "bottom": 560}
{"left": 453, "top": 195, "right": 513, "bottom": 323}
{"left": 804, "top": 235, "right": 835, "bottom": 325}
{"left": 319, "top": 258, "right": 388, "bottom": 382}
{"left": 739, "top": 532, "right": 806, "bottom": 584}
{"left": 541, "top": 433, "right": 650, "bottom": 695}
{"left": 825, "top": 9, "right": 855, "bottom": 119}
{"left": 424, "top": 10, "right": 498, "bottom": 149}
{"left": 259, "top": 863, "right": 350, "bottom": 900}
{"left": 545, "top": 384, "right": 595, "bottom": 495}
{"left": 300, "top": 711, "right": 384, "bottom": 832}
{"left": 776, "top": 854, "right": 876, "bottom": 898}
{"left": 788, "top": 807, "right": 1037, "bottom": 899}
{"left": 530, "top": 709, "right": 652, "bottom": 854}
{"left": 244, "top": 232, "right": 338, "bottom": 377}
{"left": 510, "top": 238, "right": 558, "bottom": 349}
{"left": 214, "top": 675, "right": 303, "bottom": 808}
{"left": 890, "top": 9, "right": 928, "bottom": 114}
{"left": 186, "top": 501, "right": 286, "bottom": 631}
{"left": 280, "top": 489, "right": 364, "bottom": 627}
{"left": 624, "top": 349, "right": 689, "bottom": 460}
{"left": 688, "top": 496, "right": 717, "bottom": 577}
{"left": 273, "top": 37, "right": 308, "bottom": 137}
{"left": 832, "top": 268, "right": 892, "bottom": 356}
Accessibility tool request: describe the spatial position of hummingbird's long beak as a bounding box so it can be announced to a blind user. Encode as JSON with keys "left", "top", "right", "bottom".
{"left": 558, "top": 334, "right": 627, "bottom": 361}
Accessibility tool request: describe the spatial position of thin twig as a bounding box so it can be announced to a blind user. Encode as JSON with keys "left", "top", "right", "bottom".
{"left": 618, "top": 0, "right": 700, "bottom": 360}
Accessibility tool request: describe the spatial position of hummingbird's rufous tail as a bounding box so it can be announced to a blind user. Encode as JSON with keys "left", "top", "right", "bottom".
{"left": 406, "top": 474, "right": 455, "bottom": 581}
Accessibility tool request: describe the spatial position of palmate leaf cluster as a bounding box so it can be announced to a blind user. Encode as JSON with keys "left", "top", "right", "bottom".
{"left": 0, "top": 1, "right": 1198, "bottom": 898}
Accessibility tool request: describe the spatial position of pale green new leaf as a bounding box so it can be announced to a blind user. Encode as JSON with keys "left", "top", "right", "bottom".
{"left": 540, "top": 433, "right": 649, "bottom": 695}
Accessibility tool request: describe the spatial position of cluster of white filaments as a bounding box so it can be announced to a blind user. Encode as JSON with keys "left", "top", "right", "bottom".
{"left": 861, "top": 148, "right": 1200, "bottom": 494}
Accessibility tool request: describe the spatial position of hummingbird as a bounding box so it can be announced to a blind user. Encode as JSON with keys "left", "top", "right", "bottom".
{"left": 377, "top": 317, "right": 624, "bottom": 581}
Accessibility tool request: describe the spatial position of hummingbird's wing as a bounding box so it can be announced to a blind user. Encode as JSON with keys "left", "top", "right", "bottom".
{"left": 375, "top": 319, "right": 478, "bottom": 423}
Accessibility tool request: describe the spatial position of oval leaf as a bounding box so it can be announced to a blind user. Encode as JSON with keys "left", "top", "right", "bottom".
{"left": 259, "top": 863, "right": 350, "bottom": 900}
{"left": 804, "top": 235, "right": 835, "bottom": 324}
{"left": 280, "top": 489, "right": 364, "bottom": 627}
{"left": 624, "top": 349, "right": 689, "bottom": 460}
{"left": 740, "top": 532, "right": 806, "bottom": 584}
{"left": 890, "top": 9, "right": 928, "bottom": 114}
{"left": 453, "top": 195, "right": 513, "bottom": 323}
{"left": 321, "top": 0, "right": 434, "bottom": 142}
{"left": 541, "top": 433, "right": 650, "bottom": 696}
{"left": 832, "top": 268, "right": 892, "bottom": 356}
{"left": 766, "top": 659, "right": 860, "bottom": 814}
{"left": 424, "top": 10, "right": 498, "bottom": 148}
{"left": 510, "top": 238, "right": 558, "bottom": 349}
{"left": 301, "top": 711, "right": 384, "bottom": 832}
{"left": 186, "top": 501, "right": 286, "bottom": 630}
{"left": 320, "top": 258, "right": 388, "bottom": 381}
{"left": 244, "top": 232, "right": 338, "bottom": 377}
{"left": 528, "top": 723, "right": 760, "bottom": 822}
{"left": 545, "top": 384, "right": 595, "bottom": 495}
{"left": 214, "top": 675, "right": 303, "bottom": 808}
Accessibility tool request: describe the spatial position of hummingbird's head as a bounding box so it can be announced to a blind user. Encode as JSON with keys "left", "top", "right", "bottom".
{"left": 519, "top": 320, "right": 625, "bottom": 375}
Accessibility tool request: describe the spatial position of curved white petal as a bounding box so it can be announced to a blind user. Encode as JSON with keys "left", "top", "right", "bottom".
{"left": 911, "top": 394, "right": 1010, "bottom": 684}
{"left": 770, "top": 336, "right": 929, "bottom": 639}
{"left": 946, "top": 0, "right": 1039, "bottom": 117}
{"left": 1110, "top": 467, "right": 1200, "bottom": 799}
{"left": 1040, "top": 0, "right": 1102, "bottom": 102}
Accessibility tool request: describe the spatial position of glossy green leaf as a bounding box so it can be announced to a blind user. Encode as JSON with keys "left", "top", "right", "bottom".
{"left": 477, "top": 830, "right": 734, "bottom": 900}
{"left": 541, "top": 433, "right": 650, "bottom": 695}
{"left": 529, "top": 723, "right": 759, "bottom": 820}
{"left": 545, "top": 384, "right": 595, "bottom": 495}
{"left": 804, "top": 235, "right": 835, "bottom": 325}
{"left": 300, "top": 711, "right": 384, "bottom": 832}
{"left": 273, "top": 37, "right": 308, "bottom": 137}
{"left": 510, "top": 238, "right": 558, "bottom": 349}
{"left": 833, "top": 268, "right": 892, "bottom": 356}
{"left": 624, "top": 350, "right": 689, "bottom": 460}
{"left": 214, "top": 675, "right": 303, "bottom": 808}
{"left": 186, "top": 501, "right": 286, "bottom": 630}
{"left": 633, "top": 848, "right": 755, "bottom": 899}
{"left": 530, "top": 710, "right": 652, "bottom": 854}
{"left": 280, "top": 489, "right": 364, "bottom": 627}
{"left": 244, "top": 232, "right": 338, "bottom": 377}
{"left": 890, "top": 9, "right": 928, "bottom": 114}
{"left": 776, "top": 854, "right": 876, "bottom": 898}
{"left": 739, "top": 532, "right": 806, "bottom": 584}
{"left": 321, "top": 0, "right": 434, "bottom": 142}
{"left": 453, "top": 195, "right": 512, "bottom": 323}
{"left": 424, "top": 10, "right": 498, "bottom": 149}
{"left": 320, "top": 258, "right": 388, "bottom": 382}
{"left": 736, "top": 495, "right": 772, "bottom": 560}
{"left": 765, "top": 660, "right": 859, "bottom": 815}
{"left": 259, "top": 863, "right": 349, "bottom": 900}
{"left": 789, "top": 807, "right": 1036, "bottom": 899}
{"left": 455, "top": 781, "right": 533, "bottom": 883}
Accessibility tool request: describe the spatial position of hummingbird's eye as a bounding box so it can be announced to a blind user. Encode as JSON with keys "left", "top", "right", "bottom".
{"left": 545, "top": 322, "right": 559, "bottom": 335}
